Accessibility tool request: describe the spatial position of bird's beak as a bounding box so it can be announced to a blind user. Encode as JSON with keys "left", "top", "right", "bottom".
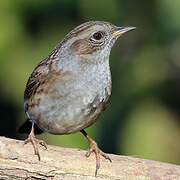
{"left": 111, "top": 26, "right": 136, "bottom": 37}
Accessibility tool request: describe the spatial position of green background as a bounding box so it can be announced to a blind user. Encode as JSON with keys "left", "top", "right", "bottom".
{"left": 0, "top": 0, "right": 180, "bottom": 165}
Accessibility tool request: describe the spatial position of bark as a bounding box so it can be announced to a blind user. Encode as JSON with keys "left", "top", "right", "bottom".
{"left": 0, "top": 136, "right": 179, "bottom": 180}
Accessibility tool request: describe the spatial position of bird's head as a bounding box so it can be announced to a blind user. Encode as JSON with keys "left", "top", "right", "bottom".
{"left": 56, "top": 21, "right": 135, "bottom": 65}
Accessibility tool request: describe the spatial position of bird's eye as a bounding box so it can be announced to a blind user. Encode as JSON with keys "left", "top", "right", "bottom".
{"left": 93, "top": 32, "right": 103, "bottom": 40}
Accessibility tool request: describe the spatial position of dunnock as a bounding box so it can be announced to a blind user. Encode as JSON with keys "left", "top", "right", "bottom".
{"left": 19, "top": 21, "right": 135, "bottom": 176}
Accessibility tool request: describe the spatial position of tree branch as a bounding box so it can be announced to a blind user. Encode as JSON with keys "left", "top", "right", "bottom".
{"left": 0, "top": 136, "right": 179, "bottom": 179}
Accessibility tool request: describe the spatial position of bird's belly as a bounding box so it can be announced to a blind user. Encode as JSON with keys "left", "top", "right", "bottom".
{"left": 28, "top": 87, "right": 111, "bottom": 135}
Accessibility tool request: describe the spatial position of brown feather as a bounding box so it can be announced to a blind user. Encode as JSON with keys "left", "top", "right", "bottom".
{"left": 24, "top": 57, "right": 76, "bottom": 112}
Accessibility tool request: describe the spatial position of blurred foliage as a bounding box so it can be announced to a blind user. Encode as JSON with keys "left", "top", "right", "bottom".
{"left": 0, "top": 0, "right": 180, "bottom": 165}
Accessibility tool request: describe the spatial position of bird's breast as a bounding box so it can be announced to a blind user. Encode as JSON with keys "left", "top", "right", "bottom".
{"left": 27, "top": 63, "right": 112, "bottom": 134}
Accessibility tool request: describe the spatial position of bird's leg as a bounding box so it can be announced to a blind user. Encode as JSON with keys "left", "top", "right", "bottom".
{"left": 24, "top": 122, "right": 47, "bottom": 160}
{"left": 80, "top": 129, "right": 112, "bottom": 176}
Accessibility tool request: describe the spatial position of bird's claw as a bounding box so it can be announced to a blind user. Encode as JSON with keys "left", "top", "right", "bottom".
{"left": 85, "top": 140, "right": 112, "bottom": 176}
{"left": 24, "top": 133, "right": 47, "bottom": 161}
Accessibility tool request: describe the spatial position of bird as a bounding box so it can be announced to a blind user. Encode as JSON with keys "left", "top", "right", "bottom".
{"left": 19, "top": 21, "right": 135, "bottom": 176}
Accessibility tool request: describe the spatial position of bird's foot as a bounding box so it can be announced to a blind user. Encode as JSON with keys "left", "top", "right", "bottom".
{"left": 86, "top": 139, "right": 112, "bottom": 176}
{"left": 24, "top": 132, "right": 47, "bottom": 161}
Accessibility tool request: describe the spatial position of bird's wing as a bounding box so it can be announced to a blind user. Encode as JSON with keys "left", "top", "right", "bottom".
{"left": 24, "top": 45, "right": 61, "bottom": 101}
{"left": 24, "top": 57, "right": 76, "bottom": 112}
{"left": 24, "top": 58, "right": 50, "bottom": 101}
